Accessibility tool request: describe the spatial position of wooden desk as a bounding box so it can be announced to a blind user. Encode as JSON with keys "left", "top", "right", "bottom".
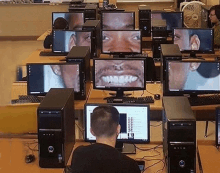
{"left": 87, "top": 83, "right": 163, "bottom": 111}
{"left": 197, "top": 144, "right": 220, "bottom": 173}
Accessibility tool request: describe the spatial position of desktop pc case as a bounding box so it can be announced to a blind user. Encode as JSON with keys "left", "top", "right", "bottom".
{"left": 162, "top": 96, "right": 196, "bottom": 173}
{"left": 82, "top": 20, "right": 101, "bottom": 58}
{"left": 66, "top": 46, "right": 91, "bottom": 100}
{"left": 160, "top": 44, "right": 182, "bottom": 85}
{"left": 138, "top": 5, "right": 151, "bottom": 37}
{"left": 201, "top": 5, "right": 212, "bottom": 28}
{"left": 37, "top": 88, "right": 75, "bottom": 168}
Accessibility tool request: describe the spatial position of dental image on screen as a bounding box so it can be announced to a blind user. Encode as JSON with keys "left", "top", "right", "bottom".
{"left": 94, "top": 59, "right": 145, "bottom": 88}
{"left": 168, "top": 61, "right": 220, "bottom": 91}
{"left": 44, "top": 64, "right": 80, "bottom": 92}
{"left": 53, "top": 12, "right": 84, "bottom": 30}
{"left": 85, "top": 105, "right": 149, "bottom": 141}
{"left": 53, "top": 30, "right": 91, "bottom": 53}
{"left": 102, "top": 12, "right": 135, "bottom": 30}
{"left": 102, "top": 30, "right": 141, "bottom": 54}
{"left": 151, "top": 12, "right": 183, "bottom": 31}
{"left": 173, "top": 29, "right": 213, "bottom": 52}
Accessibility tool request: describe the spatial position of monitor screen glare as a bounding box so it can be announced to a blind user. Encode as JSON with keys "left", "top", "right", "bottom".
{"left": 94, "top": 59, "right": 145, "bottom": 89}
{"left": 53, "top": 30, "right": 92, "bottom": 53}
{"left": 85, "top": 104, "right": 149, "bottom": 142}
{"left": 102, "top": 30, "right": 141, "bottom": 54}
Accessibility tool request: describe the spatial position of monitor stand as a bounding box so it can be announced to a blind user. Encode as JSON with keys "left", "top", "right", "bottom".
{"left": 115, "top": 142, "right": 136, "bottom": 154}
{"left": 104, "top": 90, "right": 132, "bottom": 100}
{"left": 182, "top": 52, "right": 205, "bottom": 60}
{"left": 113, "top": 54, "right": 126, "bottom": 58}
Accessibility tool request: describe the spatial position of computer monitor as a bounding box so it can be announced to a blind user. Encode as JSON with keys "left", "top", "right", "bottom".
{"left": 101, "top": 30, "right": 142, "bottom": 57}
{"left": 164, "top": 60, "right": 220, "bottom": 96}
{"left": 27, "top": 62, "right": 87, "bottom": 100}
{"left": 84, "top": 103, "right": 150, "bottom": 152}
{"left": 52, "top": 30, "right": 92, "bottom": 54}
{"left": 101, "top": 11, "right": 135, "bottom": 30}
{"left": 173, "top": 28, "right": 214, "bottom": 57}
{"left": 93, "top": 58, "right": 146, "bottom": 98}
{"left": 52, "top": 12, "right": 84, "bottom": 30}
{"left": 151, "top": 11, "right": 183, "bottom": 35}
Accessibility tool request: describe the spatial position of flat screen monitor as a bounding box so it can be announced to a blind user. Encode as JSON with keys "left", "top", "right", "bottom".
{"left": 52, "top": 12, "right": 84, "bottom": 30}
{"left": 101, "top": 11, "right": 135, "bottom": 30}
{"left": 164, "top": 60, "right": 220, "bottom": 96}
{"left": 151, "top": 11, "right": 183, "bottom": 35}
{"left": 173, "top": 28, "right": 214, "bottom": 57}
{"left": 84, "top": 103, "right": 150, "bottom": 144}
{"left": 101, "top": 30, "right": 142, "bottom": 56}
{"left": 27, "top": 62, "right": 86, "bottom": 100}
{"left": 52, "top": 30, "right": 92, "bottom": 54}
{"left": 93, "top": 58, "right": 146, "bottom": 98}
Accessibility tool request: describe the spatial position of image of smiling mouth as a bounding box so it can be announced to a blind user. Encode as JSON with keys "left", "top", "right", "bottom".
{"left": 102, "top": 75, "right": 138, "bottom": 85}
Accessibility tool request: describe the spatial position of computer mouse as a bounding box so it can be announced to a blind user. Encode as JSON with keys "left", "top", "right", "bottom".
{"left": 154, "top": 94, "right": 161, "bottom": 100}
{"left": 25, "top": 154, "right": 35, "bottom": 163}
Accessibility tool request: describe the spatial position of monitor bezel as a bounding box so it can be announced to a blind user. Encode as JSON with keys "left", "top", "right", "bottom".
{"left": 100, "top": 11, "right": 135, "bottom": 30}
{"left": 164, "top": 60, "right": 220, "bottom": 96}
{"left": 151, "top": 11, "right": 184, "bottom": 33}
{"left": 172, "top": 28, "right": 215, "bottom": 55}
{"left": 93, "top": 57, "right": 146, "bottom": 92}
{"left": 52, "top": 29, "right": 93, "bottom": 54}
{"left": 52, "top": 12, "right": 85, "bottom": 29}
{"left": 84, "top": 103, "right": 150, "bottom": 144}
{"left": 101, "top": 30, "right": 142, "bottom": 55}
{"left": 26, "top": 62, "right": 84, "bottom": 99}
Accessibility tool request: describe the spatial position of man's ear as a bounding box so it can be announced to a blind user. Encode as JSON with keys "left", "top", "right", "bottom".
{"left": 68, "top": 34, "right": 76, "bottom": 51}
{"left": 50, "top": 65, "right": 62, "bottom": 76}
{"left": 90, "top": 128, "right": 96, "bottom": 137}
{"left": 190, "top": 34, "right": 200, "bottom": 50}
{"left": 116, "top": 124, "right": 121, "bottom": 136}
{"left": 190, "top": 62, "right": 201, "bottom": 71}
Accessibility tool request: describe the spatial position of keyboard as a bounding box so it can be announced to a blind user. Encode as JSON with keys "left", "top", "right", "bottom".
{"left": 106, "top": 96, "right": 154, "bottom": 104}
{"left": 39, "top": 51, "right": 68, "bottom": 56}
{"left": 11, "top": 95, "right": 44, "bottom": 104}
{"left": 188, "top": 95, "right": 220, "bottom": 106}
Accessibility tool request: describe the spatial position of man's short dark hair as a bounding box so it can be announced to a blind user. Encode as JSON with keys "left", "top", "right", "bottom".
{"left": 53, "top": 17, "right": 69, "bottom": 30}
{"left": 210, "top": 5, "right": 220, "bottom": 20}
{"left": 91, "top": 105, "right": 120, "bottom": 137}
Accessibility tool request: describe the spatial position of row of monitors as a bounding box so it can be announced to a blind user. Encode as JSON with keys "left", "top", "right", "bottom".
{"left": 52, "top": 28, "right": 214, "bottom": 55}
{"left": 52, "top": 11, "right": 183, "bottom": 32}
{"left": 27, "top": 59, "right": 220, "bottom": 98}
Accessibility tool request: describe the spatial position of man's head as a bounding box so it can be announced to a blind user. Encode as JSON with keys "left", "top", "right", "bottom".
{"left": 90, "top": 105, "right": 120, "bottom": 138}
{"left": 68, "top": 32, "right": 91, "bottom": 51}
{"left": 53, "top": 17, "right": 69, "bottom": 30}
{"left": 102, "top": 12, "right": 134, "bottom": 30}
{"left": 209, "top": 5, "right": 220, "bottom": 24}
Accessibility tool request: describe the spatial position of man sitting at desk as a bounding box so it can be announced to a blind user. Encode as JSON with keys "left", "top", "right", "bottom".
{"left": 209, "top": 5, "right": 220, "bottom": 47}
{"left": 70, "top": 105, "right": 140, "bottom": 173}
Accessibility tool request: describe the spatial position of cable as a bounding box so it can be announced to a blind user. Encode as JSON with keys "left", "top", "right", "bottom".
{"left": 75, "top": 122, "right": 84, "bottom": 139}
{"left": 145, "top": 89, "right": 155, "bottom": 95}
{"left": 133, "top": 144, "right": 162, "bottom": 152}
{"left": 143, "top": 159, "right": 164, "bottom": 173}
{"left": 150, "top": 122, "right": 162, "bottom": 127}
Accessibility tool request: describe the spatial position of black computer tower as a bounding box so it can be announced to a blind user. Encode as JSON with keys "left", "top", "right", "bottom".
{"left": 38, "top": 88, "right": 75, "bottom": 168}
{"left": 82, "top": 20, "right": 101, "bottom": 58}
{"left": 160, "top": 44, "right": 182, "bottom": 85}
{"left": 138, "top": 5, "right": 151, "bottom": 37}
{"left": 162, "top": 96, "right": 196, "bottom": 173}
{"left": 66, "top": 46, "right": 91, "bottom": 100}
{"left": 152, "top": 20, "right": 167, "bottom": 59}
{"left": 84, "top": 4, "right": 98, "bottom": 21}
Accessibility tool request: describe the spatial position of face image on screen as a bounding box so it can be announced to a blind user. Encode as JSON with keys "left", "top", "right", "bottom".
{"left": 27, "top": 63, "right": 80, "bottom": 95}
{"left": 173, "top": 28, "right": 214, "bottom": 53}
{"left": 94, "top": 59, "right": 145, "bottom": 89}
{"left": 151, "top": 12, "right": 183, "bottom": 31}
{"left": 101, "top": 12, "right": 135, "bottom": 30}
{"left": 53, "top": 30, "right": 91, "bottom": 53}
{"left": 85, "top": 105, "right": 149, "bottom": 142}
{"left": 102, "top": 30, "right": 141, "bottom": 54}
{"left": 53, "top": 12, "right": 84, "bottom": 30}
{"left": 167, "top": 61, "right": 220, "bottom": 91}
